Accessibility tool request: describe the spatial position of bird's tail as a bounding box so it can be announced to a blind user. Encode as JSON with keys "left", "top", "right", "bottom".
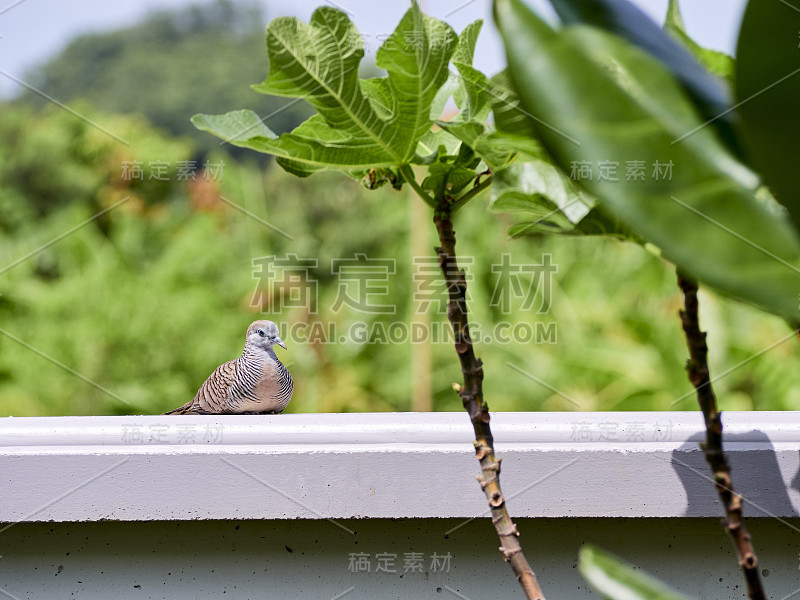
{"left": 163, "top": 402, "right": 197, "bottom": 415}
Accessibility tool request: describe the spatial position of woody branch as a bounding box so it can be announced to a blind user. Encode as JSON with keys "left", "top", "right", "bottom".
{"left": 677, "top": 272, "right": 766, "bottom": 600}
{"left": 433, "top": 203, "right": 546, "bottom": 600}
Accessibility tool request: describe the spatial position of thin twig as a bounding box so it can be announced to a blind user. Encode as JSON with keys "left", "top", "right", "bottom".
{"left": 434, "top": 203, "right": 545, "bottom": 600}
{"left": 450, "top": 173, "right": 492, "bottom": 213}
{"left": 677, "top": 272, "right": 766, "bottom": 600}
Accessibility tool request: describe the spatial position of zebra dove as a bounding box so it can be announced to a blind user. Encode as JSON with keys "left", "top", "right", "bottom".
{"left": 165, "top": 320, "right": 293, "bottom": 415}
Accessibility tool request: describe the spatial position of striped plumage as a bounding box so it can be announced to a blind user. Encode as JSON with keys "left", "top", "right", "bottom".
{"left": 165, "top": 320, "right": 293, "bottom": 415}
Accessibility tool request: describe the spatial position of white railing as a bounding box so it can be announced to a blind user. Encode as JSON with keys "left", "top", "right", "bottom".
{"left": 2, "top": 411, "right": 798, "bottom": 522}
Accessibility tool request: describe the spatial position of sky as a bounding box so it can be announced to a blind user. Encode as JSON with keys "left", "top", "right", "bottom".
{"left": 0, "top": 0, "right": 748, "bottom": 98}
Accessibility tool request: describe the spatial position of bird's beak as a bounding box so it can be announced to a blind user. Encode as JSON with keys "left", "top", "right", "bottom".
{"left": 275, "top": 337, "right": 287, "bottom": 350}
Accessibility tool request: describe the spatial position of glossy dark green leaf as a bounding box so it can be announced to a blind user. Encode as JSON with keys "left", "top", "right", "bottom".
{"left": 736, "top": 0, "right": 800, "bottom": 233}
{"left": 580, "top": 545, "right": 696, "bottom": 600}
{"left": 496, "top": 0, "right": 800, "bottom": 321}
{"left": 547, "top": 0, "right": 743, "bottom": 160}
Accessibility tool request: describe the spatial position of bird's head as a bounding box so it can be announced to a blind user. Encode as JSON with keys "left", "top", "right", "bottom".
{"left": 245, "top": 320, "right": 287, "bottom": 351}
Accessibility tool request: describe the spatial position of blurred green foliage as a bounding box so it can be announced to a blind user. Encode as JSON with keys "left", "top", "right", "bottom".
{"left": 21, "top": 0, "right": 311, "bottom": 159}
{"left": 0, "top": 0, "right": 797, "bottom": 416}
{"left": 0, "top": 101, "right": 798, "bottom": 416}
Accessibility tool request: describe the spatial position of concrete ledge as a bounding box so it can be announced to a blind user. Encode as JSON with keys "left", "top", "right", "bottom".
{"left": 1, "top": 411, "right": 798, "bottom": 521}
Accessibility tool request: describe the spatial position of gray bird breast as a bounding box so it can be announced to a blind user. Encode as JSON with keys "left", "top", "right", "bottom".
{"left": 232, "top": 347, "right": 293, "bottom": 414}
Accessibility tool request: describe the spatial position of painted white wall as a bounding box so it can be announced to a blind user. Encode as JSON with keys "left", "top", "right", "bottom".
{"left": 1, "top": 517, "right": 797, "bottom": 599}
{"left": 1, "top": 412, "right": 798, "bottom": 599}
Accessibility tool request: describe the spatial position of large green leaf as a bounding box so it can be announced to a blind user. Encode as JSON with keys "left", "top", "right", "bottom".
{"left": 495, "top": 0, "right": 800, "bottom": 322}
{"left": 192, "top": 4, "right": 456, "bottom": 176}
{"left": 491, "top": 159, "right": 592, "bottom": 234}
{"left": 451, "top": 20, "right": 491, "bottom": 122}
{"left": 579, "top": 545, "right": 696, "bottom": 600}
{"left": 492, "top": 160, "right": 636, "bottom": 239}
{"left": 488, "top": 70, "right": 540, "bottom": 141}
{"left": 438, "top": 115, "right": 593, "bottom": 233}
{"left": 546, "top": 0, "right": 743, "bottom": 161}
{"left": 445, "top": 72, "right": 634, "bottom": 240}
{"left": 736, "top": 0, "right": 800, "bottom": 233}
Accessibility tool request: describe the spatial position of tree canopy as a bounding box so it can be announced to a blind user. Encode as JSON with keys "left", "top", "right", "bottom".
{"left": 21, "top": 0, "right": 311, "bottom": 159}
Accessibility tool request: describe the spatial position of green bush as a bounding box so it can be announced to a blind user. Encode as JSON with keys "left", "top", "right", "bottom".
{"left": 0, "top": 105, "right": 796, "bottom": 416}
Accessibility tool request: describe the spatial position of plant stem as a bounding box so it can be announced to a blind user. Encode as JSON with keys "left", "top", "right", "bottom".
{"left": 400, "top": 164, "right": 436, "bottom": 209}
{"left": 451, "top": 174, "right": 493, "bottom": 213}
{"left": 677, "top": 272, "right": 766, "bottom": 600}
{"left": 434, "top": 203, "right": 545, "bottom": 600}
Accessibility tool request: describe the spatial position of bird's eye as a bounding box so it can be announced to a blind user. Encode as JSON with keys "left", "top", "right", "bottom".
{"left": 257, "top": 329, "right": 266, "bottom": 337}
